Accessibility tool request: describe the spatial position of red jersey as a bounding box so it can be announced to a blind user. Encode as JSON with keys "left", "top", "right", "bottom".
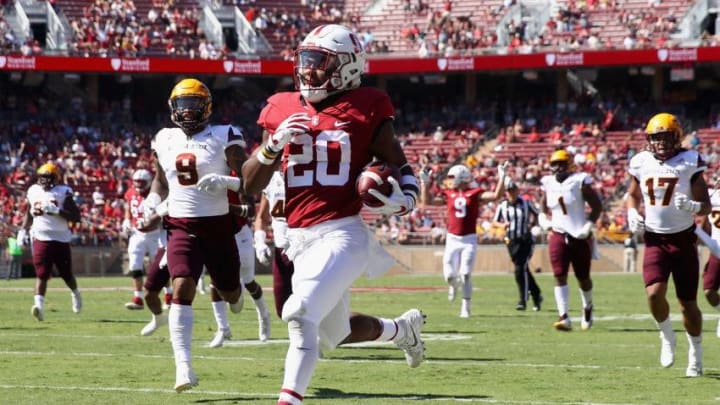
{"left": 257, "top": 88, "right": 395, "bottom": 228}
{"left": 443, "top": 187, "right": 484, "bottom": 236}
{"left": 227, "top": 189, "right": 249, "bottom": 228}
{"left": 124, "top": 187, "right": 147, "bottom": 228}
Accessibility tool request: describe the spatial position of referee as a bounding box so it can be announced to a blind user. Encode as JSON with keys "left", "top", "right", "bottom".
{"left": 493, "top": 179, "right": 543, "bottom": 311}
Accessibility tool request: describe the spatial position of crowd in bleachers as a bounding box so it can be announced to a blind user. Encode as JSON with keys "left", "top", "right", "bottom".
{"left": 0, "top": 0, "right": 704, "bottom": 59}
{"left": 64, "top": 0, "right": 221, "bottom": 58}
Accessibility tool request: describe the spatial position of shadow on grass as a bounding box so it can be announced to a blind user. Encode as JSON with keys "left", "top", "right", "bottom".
{"left": 313, "top": 387, "right": 491, "bottom": 401}
{"left": 701, "top": 371, "right": 720, "bottom": 380}
{"left": 97, "top": 319, "right": 146, "bottom": 324}
{"left": 605, "top": 328, "right": 661, "bottom": 333}
{"left": 191, "top": 389, "right": 492, "bottom": 403}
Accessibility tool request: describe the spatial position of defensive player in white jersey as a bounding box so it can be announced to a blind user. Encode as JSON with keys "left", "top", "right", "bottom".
{"left": 539, "top": 149, "right": 602, "bottom": 332}
{"left": 243, "top": 24, "right": 425, "bottom": 405}
{"left": 122, "top": 169, "right": 164, "bottom": 310}
{"left": 146, "top": 78, "right": 247, "bottom": 392}
{"left": 255, "top": 170, "right": 293, "bottom": 317}
{"left": 700, "top": 178, "right": 720, "bottom": 337}
{"left": 627, "top": 113, "right": 710, "bottom": 377}
{"left": 18, "top": 163, "right": 82, "bottom": 321}
{"left": 207, "top": 189, "right": 271, "bottom": 347}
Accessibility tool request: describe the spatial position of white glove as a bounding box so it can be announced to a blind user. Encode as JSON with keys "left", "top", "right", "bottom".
{"left": 673, "top": 193, "right": 702, "bottom": 214}
{"left": 497, "top": 161, "right": 509, "bottom": 179}
{"left": 366, "top": 177, "right": 415, "bottom": 216}
{"left": 254, "top": 229, "right": 272, "bottom": 266}
{"left": 16, "top": 229, "right": 28, "bottom": 246}
{"left": 44, "top": 203, "right": 60, "bottom": 215}
{"left": 538, "top": 213, "right": 552, "bottom": 231}
{"left": 121, "top": 219, "right": 132, "bottom": 234}
{"left": 154, "top": 199, "right": 169, "bottom": 218}
{"left": 576, "top": 220, "right": 594, "bottom": 239}
{"left": 267, "top": 113, "right": 311, "bottom": 154}
{"left": 196, "top": 174, "right": 241, "bottom": 195}
{"left": 627, "top": 207, "right": 645, "bottom": 233}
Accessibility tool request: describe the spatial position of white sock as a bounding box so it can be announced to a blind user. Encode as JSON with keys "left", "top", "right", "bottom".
{"left": 34, "top": 294, "right": 45, "bottom": 308}
{"left": 134, "top": 290, "right": 143, "bottom": 299}
{"left": 282, "top": 320, "right": 319, "bottom": 399}
{"left": 554, "top": 285, "right": 569, "bottom": 317}
{"left": 211, "top": 300, "right": 229, "bottom": 331}
{"left": 462, "top": 275, "right": 472, "bottom": 299}
{"left": 254, "top": 296, "right": 269, "bottom": 316}
{"left": 687, "top": 332, "right": 702, "bottom": 349}
{"left": 656, "top": 317, "right": 675, "bottom": 341}
{"left": 169, "top": 304, "right": 194, "bottom": 368}
{"left": 71, "top": 289, "right": 80, "bottom": 297}
{"left": 165, "top": 286, "right": 174, "bottom": 295}
{"left": 580, "top": 289, "right": 593, "bottom": 309}
{"left": 377, "top": 318, "right": 398, "bottom": 341}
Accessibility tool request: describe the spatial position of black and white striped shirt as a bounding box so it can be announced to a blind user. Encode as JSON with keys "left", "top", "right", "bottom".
{"left": 493, "top": 198, "right": 538, "bottom": 241}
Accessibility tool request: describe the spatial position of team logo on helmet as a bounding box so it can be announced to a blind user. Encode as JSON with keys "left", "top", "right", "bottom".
{"left": 447, "top": 165, "right": 471, "bottom": 188}
{"left": 294, "top": 24, "right": 366, "bottom": 103}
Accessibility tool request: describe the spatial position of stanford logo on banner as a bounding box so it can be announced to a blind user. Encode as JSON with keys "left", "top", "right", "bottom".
{"left": 223, "top": 61, "right": 234, "bottom": 73}
{"left": 657, "top": 49, "right": 668, "bottom": 62}
{"left": 545, "top": 53, "right": 556, "bottom": 66}
{"left": 437, "top": 58, "right": 448, "bottom": 70}
{"left": 111, "top": 58, "right": 121, "bottom": 71}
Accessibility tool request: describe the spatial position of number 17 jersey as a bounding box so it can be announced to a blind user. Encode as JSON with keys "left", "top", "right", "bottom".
{"left": 628, "top": 149, "right": 706, "bottom": 234}
{"left": 152, "top": 125, "right": 245, "bottom": 218}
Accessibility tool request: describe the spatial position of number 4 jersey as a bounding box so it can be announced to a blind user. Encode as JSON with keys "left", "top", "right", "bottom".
{"left": 628, "top": 149, "right": 706, "bottom": 234}
{"left": 151, "top": 125, "right": 245, "bottom": 218}
{"left": 257, "top": 88, "right": 394, "bottom": 228}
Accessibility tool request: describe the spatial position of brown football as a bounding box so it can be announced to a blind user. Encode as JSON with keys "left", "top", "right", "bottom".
{"left": 356, "top": 161, "right": 401, "bottom": 207}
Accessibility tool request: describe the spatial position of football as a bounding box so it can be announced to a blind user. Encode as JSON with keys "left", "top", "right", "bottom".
{"left": 356, "top": 161, "right": 401, "bottom": 207}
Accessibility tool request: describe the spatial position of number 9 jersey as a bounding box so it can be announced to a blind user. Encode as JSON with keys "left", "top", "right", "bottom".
{"left": 628, "top": 149, "right": 706, "bottom": 234}
{"left": 152, "top": 125, "right": 246, "bottom": 218}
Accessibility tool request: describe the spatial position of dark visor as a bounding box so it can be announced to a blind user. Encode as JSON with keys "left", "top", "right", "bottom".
{"left": 172, "top": 96, "right": 205, "bottom": 109}
{"left": 297, "top": 50, "right": 339, "bottom": 71}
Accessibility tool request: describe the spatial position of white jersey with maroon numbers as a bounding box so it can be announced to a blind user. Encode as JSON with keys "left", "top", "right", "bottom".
{"left": 628, "top": 149, "right": 706, "bottom": 234}
{"left": 152, "top": 125, "right": 245, "bottom": 218}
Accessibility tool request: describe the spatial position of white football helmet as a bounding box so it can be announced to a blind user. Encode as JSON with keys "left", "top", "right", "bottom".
{"left": 294, "top": 24, "right": 366, "bottom": 103}
{"left": 132, "top": 169, "right": 152, "bottom": 192}
{"left": 447, "top": 165, "right": 471, "bottom": 188}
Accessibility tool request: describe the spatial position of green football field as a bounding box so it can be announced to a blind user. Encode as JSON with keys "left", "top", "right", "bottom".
{"left": 0, "top": 272, "right": 718, "bottom": 404}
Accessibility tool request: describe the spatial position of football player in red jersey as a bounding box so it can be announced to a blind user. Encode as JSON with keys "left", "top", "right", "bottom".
{"left": 420, "top": 163, "right": 507, "bottom": 318}
{"left": 627, "top": 113, "right": 710, "bottom": 377}
{"left": 242, "top": 24, "right": 425, "bottom": 405}
{"left": 122, "top": 169, "right": 164, "bottom": 310}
